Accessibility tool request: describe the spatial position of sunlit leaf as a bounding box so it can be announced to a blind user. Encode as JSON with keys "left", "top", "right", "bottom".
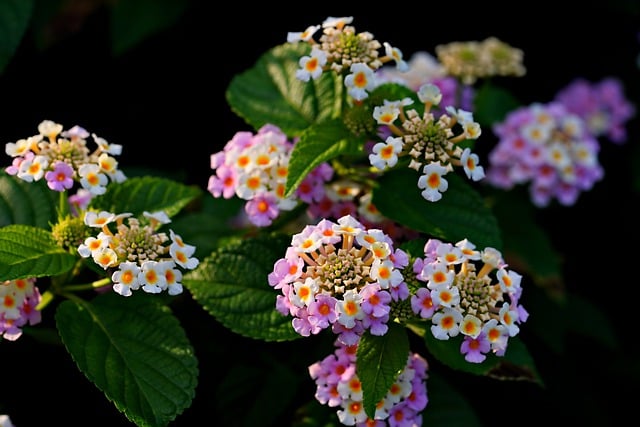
{"left": 90, "top": 176, "right": 203, "bottom": 218}
{"left": 0, "top": 224, "right": 75, "bottom": 281}
{"left": 182, "top": 232, "right": 300, "bottom": 341}
{"left": 0, "top": 175, "right": 57, "bottom": 228}
{"left": 285, "top": 119, "right": 364, "bottom": 197}
{"left": 226, "top": 43, "right": 343, "bottom": 136}
{"left": 56, "top": 292, "right": 198, "bottom": 427}
{"left": 356, "top": 324, "right": 410, "bottom": 418}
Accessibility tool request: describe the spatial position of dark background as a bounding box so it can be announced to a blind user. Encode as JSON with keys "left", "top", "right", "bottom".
{"left": 1, "top": 1, "right": 639, "bottom": 425}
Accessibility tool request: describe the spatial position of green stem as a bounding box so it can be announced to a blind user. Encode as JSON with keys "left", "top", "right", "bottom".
{"left": 35, "top": 290, "right": 55, "bottom": 311}
{"left": 59, "top": 291, "right": 88, "bottom": 306}
{"left": 62, "top": 277, "right": 112, "bottom": 292}
{"left": 35, "top": 276, "right": 109, "bottom": 311}
{"left": 58, "top": 190, "right": 69, "bottom": 219}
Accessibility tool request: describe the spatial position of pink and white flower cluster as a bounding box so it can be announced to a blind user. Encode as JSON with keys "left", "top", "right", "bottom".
{"left": 1, "top": 278, "right": 42, "bottom": 341}
{"left": 268, "top": 215, "right": 409, "bottom": 345}
{"left": 485, "top": 102, "right": 604, "bottom": 207}
{"left": 410, "top": 238, "right": 528, "bottom": 363}
{"left": 208, "top": 124, "right": 333, "bottom": 227}
{"left": 308, "top": 339, "right": 429, "bottom": 426}
{"left": 4, "top": 120, "right": 126, "bottom": 196}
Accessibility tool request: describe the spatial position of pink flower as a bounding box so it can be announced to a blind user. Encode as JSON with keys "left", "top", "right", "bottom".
{"left": 45, "top": 161, "right": 74, "bottom": 192}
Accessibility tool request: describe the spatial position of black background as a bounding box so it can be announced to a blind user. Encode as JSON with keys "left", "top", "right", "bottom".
{"left": 1, "top": 2, "right": 639, "bottom": 426}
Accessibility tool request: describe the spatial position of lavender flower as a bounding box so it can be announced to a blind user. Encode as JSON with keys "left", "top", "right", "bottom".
{"left": 554, "top": 77, "right": 636, "bottom": 144}
{"left": 485, "top": 102, "right": 604, "bottom": 207}
{"left": 308, "top": 338, "right": 429, "bottom": 426}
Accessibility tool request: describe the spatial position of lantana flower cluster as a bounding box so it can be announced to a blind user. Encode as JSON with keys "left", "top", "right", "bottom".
{"left": 485, "top": 102, "right": 604, "bottom": 207}
{"left": 435, "top": 36, "right": 526, "bottom": 85}
{"left": 1, "top": 278, "right": 42, "bottom": 341}
{"left": 208, "top": 124, "right": 334, "bottom": 227}
{"left": 4, "top": 120, "right": 125, "bottom": 196}
{"left": 554, "top": 77, "right": 636, "bottom": 144}
{"left": 368, "top": 83, "right": 484, "bottom": 202}
{"left": 208, "top": 124, "right": 416, "bottom": 239}
{"left": 409, "top": 238, "right": 528, "bottom": 363}
{"left": 308, "top": 338, "right": 429, "bottom": 426}
{"left": 287, "top": 16, "right": 408, "bottom": 101}
{"left": 77, "top": 210, "right": 199, "bottom": 297}
{"left": 268, "top": 214, "right": 409, "bottom": 345}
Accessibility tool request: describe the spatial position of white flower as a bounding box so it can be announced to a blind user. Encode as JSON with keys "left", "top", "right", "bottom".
{"left": 417, "top": 162, "right": 449, "bottom": 202}
{"left": 368, "top": 136, "right": 403, "bottom": 170}
{"left": 344, "top": 63, "right": 376, "bottom": 101}
{"left": 460, "top": 148, "right": 485, "bottom": 181}
{"left": 295, "top": 46, "right": 327, "bottom": 82}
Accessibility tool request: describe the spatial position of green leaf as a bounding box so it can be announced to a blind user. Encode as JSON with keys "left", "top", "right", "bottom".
{"left": 422, "top": 325, "right": 499, "bottom": 375}
{"left": 421, "top": 371, "right": 482, "bottom": 426}
{"left": 369, "top": 82, "right": 418, "bottom": 106}
{"left": 473, "top": 81, "right": 522, "bottom": 127}
{"left": 0, "top": 224, "right": 75, "bottom": 281}
{"left": 90, "top": 176, "right": 203, "bottom": 218}
{"left": 373, "top": 169, "right": 502, "bottom": 249}
{"left": 169, "top": 196, "right": 244, "bottom": 257}
{"left": 215, "top": 358, "right": 302, "bottom": 427}
{"left": 522, "top": 284, "right": 568, "bottom": 354}
{"left": 566, "top": 292, "right": 619, "bottom": 351}
{"left": 182, "top": 233, "right": 300, "bottom": 341}
{"left": 56, "top": 293, "right": 198, "bottom": 427}
{"left": 490, "top": 336, "right": 542, "bottom": 384}
{"left": 0, "top": 175, "right": 57, "bottom": 228}
{"left": 356, "top": 323, "right": 410, "bottom": 418}
{"left": 285, "top": 119, "right": 364, "bottom": 197}
{"left": 0, "top": 0, "right": 34, "bottom": 74}
{"left": 109, "top": 0, "right": 189, "bottom": 55}
{"left": 399, "top": 238, "right": 429, "bottom": 258}
{"left": 226, "top": 43, "right": 343, "bottom": 136}
{"left": 423, "top": 330, "right": 542, "bottom": 385}
{"left": 491, "top": 189, "right": 563, "bottom": 291}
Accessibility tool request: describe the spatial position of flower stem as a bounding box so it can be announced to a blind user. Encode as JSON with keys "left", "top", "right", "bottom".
{"left": 58, "top": 190, "right": 69, "bottom": 219}
{"left": 62, "top": 277, "right": 112, "bottom": 292}
{"left": 35, "top": 289, "right": 55, "bottom": 311}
